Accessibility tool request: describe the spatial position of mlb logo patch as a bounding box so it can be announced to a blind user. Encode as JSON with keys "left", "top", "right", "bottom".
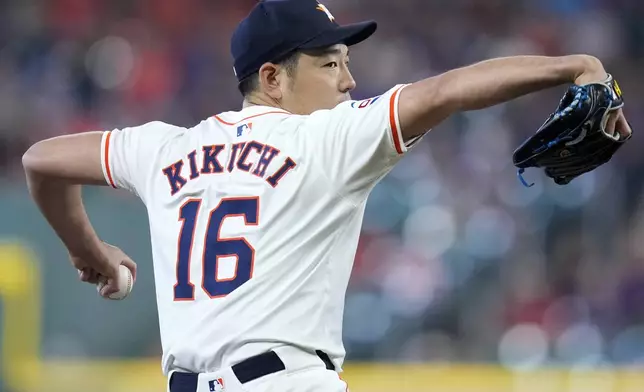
{"left": 236, "top": 122, "right": 252, "bottom": 137}
{"left": 209, "top": 377, "right": 225, "bottom": 392}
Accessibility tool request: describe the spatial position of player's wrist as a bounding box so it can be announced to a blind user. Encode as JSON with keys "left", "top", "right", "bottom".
{"left": 68, "top": 238, "right": 113, "bottom": 273}
{"left": 571, "top": 55, "right": 608, "bottom": 85}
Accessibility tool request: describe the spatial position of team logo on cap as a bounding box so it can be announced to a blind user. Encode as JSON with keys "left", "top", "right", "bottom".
{"left": 316, "top": 3, "right": 335, "bottom": 22}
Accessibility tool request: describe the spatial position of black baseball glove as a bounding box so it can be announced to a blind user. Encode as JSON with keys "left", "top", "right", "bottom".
{"left": 512, "top": 74, "right": 631, "bottom": 186}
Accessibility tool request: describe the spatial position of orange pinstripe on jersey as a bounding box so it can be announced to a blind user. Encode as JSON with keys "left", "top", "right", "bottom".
{"left": 389, "top": 86, "right": 404, "bottom": 154}
{"left": 104, "top": 131, "right": 117, "bottom": 188}
{"left": 338, "top": 373, "right": 349, "bottom": 392}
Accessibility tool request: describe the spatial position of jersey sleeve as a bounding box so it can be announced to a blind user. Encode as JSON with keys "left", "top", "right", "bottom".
{"left": 100, "top": 121, "right": 184, "bottom": 199}
{"left": 307, "top": 84, "right": 425, "bottom": 202}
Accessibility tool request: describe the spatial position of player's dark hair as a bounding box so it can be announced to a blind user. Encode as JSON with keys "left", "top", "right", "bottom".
{"left": 238, "top": 51, "right": 301, "bottom": 97}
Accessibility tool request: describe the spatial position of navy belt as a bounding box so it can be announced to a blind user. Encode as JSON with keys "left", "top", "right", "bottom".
{"left": 170, "top": 350, "right": 335, "bottom": 392}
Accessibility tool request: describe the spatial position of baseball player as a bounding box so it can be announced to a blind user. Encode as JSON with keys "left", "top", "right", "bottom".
{"left": 22, "top": 0, "right": 631, "bottom": 391}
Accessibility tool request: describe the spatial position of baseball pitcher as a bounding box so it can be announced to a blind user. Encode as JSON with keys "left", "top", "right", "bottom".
{"left": 22, "top": 1, "right": 631, "bottom": 391}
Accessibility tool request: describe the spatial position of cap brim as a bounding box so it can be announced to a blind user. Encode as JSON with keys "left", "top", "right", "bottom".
{"left": 299, "top": 21, "right": 377, "bottom": 49}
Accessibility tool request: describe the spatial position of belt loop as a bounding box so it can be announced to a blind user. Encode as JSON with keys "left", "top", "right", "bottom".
{"left": 315, "top": 350, "right": 335, "bottom": 371}
{"left": 232, "top": 351, "right": 286, "bottom": 383}
{"left": 167, "top": 370, "right": 176, "bottom": 392}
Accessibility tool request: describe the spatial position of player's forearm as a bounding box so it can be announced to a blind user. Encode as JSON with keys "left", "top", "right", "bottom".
{"left": 24, "top": 170, "right": 108, "bottom": 268}
{"left": 398, "top": 54, "right": 604, "bottom": 139}
{"left": 438, "top": 54, "right": 601, "bottom": 111}
{"left": 22, "top": 133, "right": 110, "bottom": 265}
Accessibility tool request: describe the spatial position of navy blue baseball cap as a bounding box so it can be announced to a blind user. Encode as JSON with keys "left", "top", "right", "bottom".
{"left": 231, "top": 0, "right": 377, "bottom": 83}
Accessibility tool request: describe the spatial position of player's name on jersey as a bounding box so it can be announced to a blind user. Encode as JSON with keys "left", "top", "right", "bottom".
{"left": 162, "top": 141, "right": 297, "bottom": 195}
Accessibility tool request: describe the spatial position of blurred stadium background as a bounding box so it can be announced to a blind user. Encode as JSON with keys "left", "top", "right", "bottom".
{"left": 1, "top": 0, "right": 644, "bottom": 391}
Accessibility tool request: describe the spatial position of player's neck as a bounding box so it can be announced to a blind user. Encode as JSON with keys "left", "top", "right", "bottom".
{"left": 242, "top": 94, "right": 290, "bottom": 113}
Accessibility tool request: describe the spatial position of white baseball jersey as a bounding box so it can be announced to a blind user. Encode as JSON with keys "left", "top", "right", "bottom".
{"left": 100, "top": 84, "right": 422, "bottom": 375}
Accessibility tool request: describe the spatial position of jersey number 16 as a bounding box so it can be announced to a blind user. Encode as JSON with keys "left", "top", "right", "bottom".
{"left": 173, "top": 197, "right": 258, "bottom": 301}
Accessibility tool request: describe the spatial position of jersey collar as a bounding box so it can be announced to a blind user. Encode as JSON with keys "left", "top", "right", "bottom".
{"left": 214, "top": 105, "right": 291, "bottom": 126}
{"left": 241, "top": 104, "right": 291, "bottom": 116}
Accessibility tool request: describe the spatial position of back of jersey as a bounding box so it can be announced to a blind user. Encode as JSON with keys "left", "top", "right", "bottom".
{"left": 100, "top": 84, "right": 419, "bottom": 375}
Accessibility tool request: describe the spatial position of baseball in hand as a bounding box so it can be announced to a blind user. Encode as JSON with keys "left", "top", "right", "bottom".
{"left": 97, "top": 264, "right": 134, "bottom": 300}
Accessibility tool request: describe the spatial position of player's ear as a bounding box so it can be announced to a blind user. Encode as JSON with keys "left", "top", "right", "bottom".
{"left": 258, "top": 63, "right": 284, "bottom": 100}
